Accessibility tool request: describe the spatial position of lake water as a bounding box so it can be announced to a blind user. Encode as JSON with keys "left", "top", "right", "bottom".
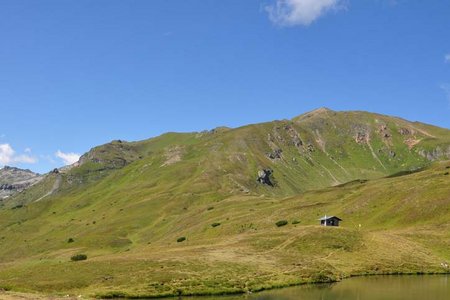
{"left": 172, "top": 275, "right": 449, "bottom": 300}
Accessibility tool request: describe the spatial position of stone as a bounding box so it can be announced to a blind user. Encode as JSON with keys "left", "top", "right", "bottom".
{"left": 267, "top": 149, "right": 282, "bottom": 160}
{"left": 257, "top": 169, "right": 274, "bottom": 186}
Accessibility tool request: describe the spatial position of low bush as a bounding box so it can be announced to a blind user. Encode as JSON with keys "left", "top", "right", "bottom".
{"left": 275, "top": 220, "right": 288, "bottom": 227}
{"left": 211, "top": 222, "right": 221, "bottom": 228}
{"left": 70, "top": 254, "right": 87, "bottom": 261}
{"left": 292, "top": 220, "right": 301, "bottom": 225}
{"left": 67, "top": 238, "right": 75, "bottom": 243}
{"left": 177, "top": 237, "right": 186, "bottom": 243}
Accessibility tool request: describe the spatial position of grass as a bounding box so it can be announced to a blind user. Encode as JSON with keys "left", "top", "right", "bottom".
{"left": 0, "top": 109, "right": 449, "bottom": 298}
{"left": 0, "top": 162, "right": 448, "bottom": 298}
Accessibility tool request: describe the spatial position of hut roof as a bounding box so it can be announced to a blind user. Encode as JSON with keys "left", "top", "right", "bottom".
{"left": 318, "top": 216, "right": 342, "bottom": 221}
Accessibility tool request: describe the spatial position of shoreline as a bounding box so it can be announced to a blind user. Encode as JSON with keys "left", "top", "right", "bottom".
{"left": 4, "top": 271, "right": 447, "bottom": 300}
{"left": 97, "top": 271, "right": 450, "bottom": 299}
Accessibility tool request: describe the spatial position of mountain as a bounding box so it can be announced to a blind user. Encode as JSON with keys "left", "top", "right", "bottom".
{"left": 0, "top": 108, "right": 449, "bottom": 298}
{"left": 0, "top": 166, "right": 42, "bottom": 201}
{"left": 6, "top": 108, "right": 450, "bottom": 208}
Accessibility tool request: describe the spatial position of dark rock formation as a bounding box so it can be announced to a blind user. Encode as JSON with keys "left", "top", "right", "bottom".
{"left": 257, "top": 169, "right": 274, "bottom": 186}
{"left": 0, "top": 184, "right": 14, "bottom": 190}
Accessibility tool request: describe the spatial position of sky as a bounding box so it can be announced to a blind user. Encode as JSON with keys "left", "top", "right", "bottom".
{"left": 1, "top": 0, "right": 449, "bottom": 173}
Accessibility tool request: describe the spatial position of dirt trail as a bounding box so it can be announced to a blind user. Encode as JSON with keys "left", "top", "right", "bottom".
{"left": 35, "top": 174, "right": 62, "bottom": 202}
{"left": 367, "top": 142, "right": 387, "bottom": 170}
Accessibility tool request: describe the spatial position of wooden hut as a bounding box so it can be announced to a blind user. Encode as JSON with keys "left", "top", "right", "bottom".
{"left": 319, "top": 215, "right": 342, "bottom": 227}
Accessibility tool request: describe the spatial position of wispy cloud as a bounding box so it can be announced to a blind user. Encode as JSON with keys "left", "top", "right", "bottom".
{"left": 445, "top": 54, "right": 450, "bottom": 63}
{"left": 0, "top": 143, "right": 37, "bottom": 166}
{"left": 55, "top": 150, "right": 80, "bottom": 165}
{"left": 13, "top": 154, "right": 37, "bottom": 164}
{"left": 265, "top": 0, "right": 346, "bottom": 26}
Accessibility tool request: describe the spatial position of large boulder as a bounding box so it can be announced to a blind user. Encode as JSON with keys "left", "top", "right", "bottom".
{"left": 257, "top": 169, "right": 274, "bottom": 186}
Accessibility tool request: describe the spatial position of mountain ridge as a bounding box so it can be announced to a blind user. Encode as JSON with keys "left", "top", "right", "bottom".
{"left": 3, "top": 108, "right": 450, "bottom": 206}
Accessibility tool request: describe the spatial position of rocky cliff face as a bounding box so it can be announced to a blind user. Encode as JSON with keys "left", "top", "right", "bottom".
{"left": 0, "top": 166, "right": 42, "bottom": 199}
{"left": 418, "top": 146, "right": 450, "bottom": 161}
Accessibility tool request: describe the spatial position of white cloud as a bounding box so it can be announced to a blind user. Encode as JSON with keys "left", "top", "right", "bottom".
{"left": 13, "top": 154, "right": 37, "bottom": 164}
{"left": 445, "top": 54, "right": 450, "bottom": 63}
{"left": 0, "top": 143, "right": 37, "bottom": 166}
{"left": 55, "top": 150, "right": 80, "bottom": 165}
{"left": 0, "top": 144, "right": 14, "bottom": 165}
{"left": 266, "top": 0, "right": 345, "bottom": 26}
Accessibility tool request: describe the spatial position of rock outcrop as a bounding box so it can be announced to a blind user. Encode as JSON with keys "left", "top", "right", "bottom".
{"left": 267, "top": 149, "right": 282, "bottom": 160}
{"left": 0, "top": 166, "right": 42, "bottom": 199}
{"left": 418, "top": 146, "right": 450, "bottom": 161}
{"left": 257, "top": 169, "right": 274, "bottom": 186}
{"left": 79, "top": 140, "right": 140, "bottom": 170}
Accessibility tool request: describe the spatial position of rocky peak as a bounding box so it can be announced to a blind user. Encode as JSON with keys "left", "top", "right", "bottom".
{"left": 78, "top": 140, "right": 141, "bottom": 169}
{"left": 0, "top": 166, "right": 43, "bottom": 199}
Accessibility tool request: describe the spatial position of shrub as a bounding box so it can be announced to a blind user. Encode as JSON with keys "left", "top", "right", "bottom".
{"left": 207, "top": 206, "right": 214, "bottom": 211}
{"left": 275, "top": 220, "right": 288, "bottom": 227}
{"left": 177, "top": 237, "right": 186, "bottom": 243}
{"left": 292, "top": 220, "right": 301, "bottom": 225}
{"left": 312, "top": 271, "right": 335, "bottom": 283}
{"left": 67, "top": 238, "right": 75, "bottom": 243}
{"left": 70, "top": 254, "right": 87, "bottom": 261}
{"left": 211, "top": 222, "right": 221, "bottom": 228}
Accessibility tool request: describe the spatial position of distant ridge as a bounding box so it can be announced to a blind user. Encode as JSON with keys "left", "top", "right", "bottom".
{"left": 0, "top": 166, "right": 42, "bottom": 200}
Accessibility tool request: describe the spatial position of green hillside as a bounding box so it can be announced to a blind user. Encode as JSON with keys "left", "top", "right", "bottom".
{"left": 0, "top": 109, "right": 449, "bottom": 298}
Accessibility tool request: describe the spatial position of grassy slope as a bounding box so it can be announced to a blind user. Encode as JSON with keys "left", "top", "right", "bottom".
{"left": 0, "top": 109, "right": 449, "bottom": 298}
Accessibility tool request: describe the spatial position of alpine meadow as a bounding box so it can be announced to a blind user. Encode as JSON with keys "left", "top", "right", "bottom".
{"left": 0, "top": 108, "right": 449, "bottom": 298}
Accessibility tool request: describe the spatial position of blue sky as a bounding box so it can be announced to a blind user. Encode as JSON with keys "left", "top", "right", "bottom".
{"left": 1, "top": 0, "right": 449, "bottom": 173}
